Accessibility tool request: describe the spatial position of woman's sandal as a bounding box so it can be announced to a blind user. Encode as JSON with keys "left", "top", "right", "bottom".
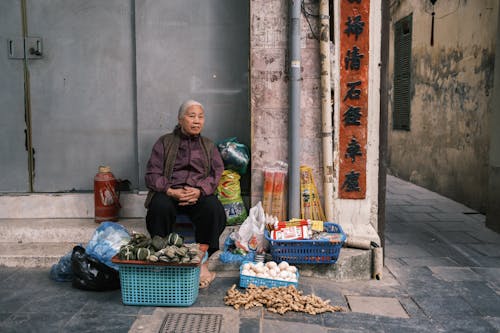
{"left": 199, "top": 271, "right": 216, "bottom": 289}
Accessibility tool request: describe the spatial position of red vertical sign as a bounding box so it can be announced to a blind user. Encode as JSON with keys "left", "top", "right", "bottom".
{"left": 339, "top": 0, "right": 370, "bottom": 199}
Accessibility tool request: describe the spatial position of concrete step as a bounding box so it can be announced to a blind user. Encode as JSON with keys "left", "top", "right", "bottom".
{"left": 0, "top": 217, "right": 375, "bottom": 280}
{"left": 0, "top": 218, "right": 148, "bottom": 268}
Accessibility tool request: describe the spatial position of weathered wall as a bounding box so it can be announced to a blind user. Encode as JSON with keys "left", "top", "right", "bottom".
{"left": 486, "top": 2, "right": 500, "bottom": 232}
{"left": 250, "top": 0, "right": 381, "bottom": 243}
{"left": 388, "top": 0, "right": 498, "bottom": 212}
{"left": 249, "top": 0, "right": 324, "bottom": 207}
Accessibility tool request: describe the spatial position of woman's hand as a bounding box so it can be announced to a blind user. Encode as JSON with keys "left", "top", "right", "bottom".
{"left": 166, "top": 186, "right": 201, "bottom": 206}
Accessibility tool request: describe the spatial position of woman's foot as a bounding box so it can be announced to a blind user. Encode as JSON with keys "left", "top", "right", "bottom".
{"left": 199, "top": 271, "right": 216, "bottom": 289}
{"left": 199, "top": 261, "right": 216, "bottom": 289}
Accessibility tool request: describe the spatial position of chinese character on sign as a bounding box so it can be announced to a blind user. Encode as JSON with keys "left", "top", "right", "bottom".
{"left": 343, "top": 105, "right": 362, "bottom": 125}
{"left": 342, "top": 170, "right": 361, "bottom": 192}
{"left": 345, "top": 137, "right": 363, "bottom": 162}
{"left": 344, "top": 15, "right": 365, "bottom": 40}
{"left": 343, "top": 80, "right": 362, "bottom": 101}
{"left": 345, "top": 46, "right": 364, "bottom": 70}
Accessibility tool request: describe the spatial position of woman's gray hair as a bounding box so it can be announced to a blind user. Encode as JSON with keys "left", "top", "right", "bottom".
{"left": 178, "top": 100, "right": 204, "bottom": 119}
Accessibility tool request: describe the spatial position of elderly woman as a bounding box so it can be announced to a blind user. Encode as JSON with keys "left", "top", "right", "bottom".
{"left": 144, "top": 100, "right": 226, "bottom": 289}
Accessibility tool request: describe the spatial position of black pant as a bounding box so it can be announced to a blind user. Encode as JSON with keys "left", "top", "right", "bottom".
{"left": 146, "top": 192, "right": 226, "bottom": 254}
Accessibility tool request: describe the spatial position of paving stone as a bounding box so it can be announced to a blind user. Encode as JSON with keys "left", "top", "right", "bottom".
{"left": 399, "top": 212, "right": 439, "bottom": 223}
{"left": 484, "top": 317, "right": 500, "bottom": 331}
{"left": 433, "top": 317, "right": 498, "bottom": 333}
{"left": 452, "top": 281, "right": 500, "bottom": 317}
{"left": 346, "top": 296, "right": 409, "bottom": 318}
{"left": 411, "top": 295, "right": 479, "bottom": 318}
{"left": 426, "top": 221, "right": 482, "bottom": 232}
{"left": 472, "top": 268, "right": 500, "bottom": 281}
{"left": 385, "top": 244, "right": 433, "bottom": 259}
{"left": 468, "top": 244, "right": 500, "bottom": 257}
{"left": 240, "top": 318, "right": 260, "bottom": 333}
{"left": 430, "top": 266, "right": 483, "bottom": 282}
{"left": 262, "top": 319, "right": 327, "bottom": 333}
{"left": 399, "top": 205, "right": 441, "bottom": 213}
{"left": 429, "top": 212, "right": 476, "bottom": 222}
{"left": 438, "top": 231, "right": 483, "bottom": 243}
{"left": 400, "top": 257, "right": 459, "bottom": 267}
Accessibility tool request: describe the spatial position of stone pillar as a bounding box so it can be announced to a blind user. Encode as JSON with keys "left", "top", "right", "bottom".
{"left": 486, "top": 4, "right": 500, "bottom": 233}
{"left": 333, "top": 0, "right": 381, "bottom": 243}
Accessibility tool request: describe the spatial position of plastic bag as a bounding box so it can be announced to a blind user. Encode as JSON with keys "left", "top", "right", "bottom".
{"left": 71, "top": 245, "right": 120, "bottom": 291}
{"left": 230, "top": 201, "right": 268, "bottom": 253}
{"left": 85, "top": 221, "right": 130, "bottom": 270}
{"left": 216, "top": 170, "right": 248, "bottom": 225}
{"left": 49, "top": 250, "right": 74, "bottom": 282}
{"left": 218, "top": 234, "right": 255, "bottom": 264}
{"left": 217, "top": 137, "right": 250, "bottom": 174}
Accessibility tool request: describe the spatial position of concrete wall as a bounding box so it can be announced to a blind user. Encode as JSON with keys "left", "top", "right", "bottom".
{"left": 249, "top": 0, "right": 324, "bottom": 206}
{"left": 387, "top": 0, "right": 498, "bottom": 212}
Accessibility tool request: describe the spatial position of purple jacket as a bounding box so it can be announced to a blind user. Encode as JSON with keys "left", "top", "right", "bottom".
{"left": 145, "top": 129, "right": 224, "bottom": 197}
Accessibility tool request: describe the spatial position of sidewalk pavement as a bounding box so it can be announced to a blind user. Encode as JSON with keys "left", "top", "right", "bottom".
{"left": 0, "top": 175, "right": 499, "bottom": 333}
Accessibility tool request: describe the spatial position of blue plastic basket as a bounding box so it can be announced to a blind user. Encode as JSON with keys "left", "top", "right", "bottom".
{"left": 112, "top": 256, "right": 202, "bottom": 307}
{"left": 264, "top": 222, "right": 346, "bottom": 264}
{"left": 239, "top": 261, "right": 299, "bottom": 288}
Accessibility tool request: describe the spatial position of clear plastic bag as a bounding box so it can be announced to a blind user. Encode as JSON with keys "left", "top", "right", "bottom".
{"left": 85, "top": 221, "right": 130, "bottom": 270}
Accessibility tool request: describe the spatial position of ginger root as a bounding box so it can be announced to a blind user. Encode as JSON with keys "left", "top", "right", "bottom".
{"left": 224, "top": 284, "right": 345, "bottom": 315}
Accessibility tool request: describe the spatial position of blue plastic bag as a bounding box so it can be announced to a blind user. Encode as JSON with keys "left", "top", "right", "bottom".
{"left": 49, "top": 250, "right": 74, "bottom": 282}
{"left": 217, "top": 137, "right": 250, "bottom": 175}
{"left": 85, "top": 221, "right": 130, "bottom": 270}
{"left": 219, "top": 233, "right": 255, "bottom": 264}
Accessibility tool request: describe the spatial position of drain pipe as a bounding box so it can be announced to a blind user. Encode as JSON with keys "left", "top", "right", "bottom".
{"left": 288, "top": 0, "right": 301, "bottom": 219}
{"left": 319, "top": 0, "right": 334, "bottom": 221}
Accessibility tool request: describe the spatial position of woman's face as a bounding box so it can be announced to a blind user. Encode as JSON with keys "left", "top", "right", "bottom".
{"left": 179, "top": 105, "right": 205, "bottom": 136}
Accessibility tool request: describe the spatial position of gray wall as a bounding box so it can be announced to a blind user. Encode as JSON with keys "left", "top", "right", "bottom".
{"left": 136, "top": 0, "right": 250, "bottom": 190}
{"left": 0, "top": 0, "right": 249, "bottom": 193}
{"left": 0, "top": 0, "right": 28, "bottom": 191}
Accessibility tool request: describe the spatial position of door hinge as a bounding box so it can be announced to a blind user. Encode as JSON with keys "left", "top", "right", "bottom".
{"left": 7, "top": 36, "right": 43, "bottom": 59}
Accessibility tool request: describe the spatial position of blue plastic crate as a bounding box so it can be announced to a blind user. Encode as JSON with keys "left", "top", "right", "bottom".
{"left": 264, "top": 222, "right": 346, "bottom": 264}
{"left": 239, "top": 261, "right": 299, "bottom": 288}
{"left": 112, "top": 256, "right": 201, "bottom": 307}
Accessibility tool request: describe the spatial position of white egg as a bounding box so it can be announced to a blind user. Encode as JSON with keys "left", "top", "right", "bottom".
{"left": 254, "top": 266, "right": 265, "bottom": 274}
{"left": 269, "top": 269, "right": 277, "bottom": 277}
{"left": 278, "top": 261, "right": 289, "bottom": 271}
{"left": 286, "top": 266, "right": 297, "bottom": 273}
{"left": 256, "top": 273, "right": 266, "bottom": 278}
{"left": 242, "top": 263, "right": 251, "bottom": 270}
{"left": 247, "top": 270, "right": 256, "bottom": 276}
{"left": 279, "top": 270, "right": 289, "bottom": 279}
{"left": 266, "top": 261, "right": 278, "bottom": 270}
{"left": 255, "top": 262, "right": 265, "bottom": 269}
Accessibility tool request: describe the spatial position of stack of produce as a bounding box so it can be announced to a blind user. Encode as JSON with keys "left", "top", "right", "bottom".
{"left": 117, "top": 232, "right": 204, "bottom": 264}
{"left": 241, "top": 260, "right": 298, "bottom": 283}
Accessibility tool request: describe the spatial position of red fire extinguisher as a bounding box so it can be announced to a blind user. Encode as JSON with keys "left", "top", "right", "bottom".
{"left": 94, "top": 165, "right": 121, "bottom": 223}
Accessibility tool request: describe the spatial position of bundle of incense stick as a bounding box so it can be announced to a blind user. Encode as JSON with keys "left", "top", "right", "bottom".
{"left": 300, "top": 165, "right": 326, "bottom": 221}
{"left": 262, "top": 164, "right": 288, "bottom": 221}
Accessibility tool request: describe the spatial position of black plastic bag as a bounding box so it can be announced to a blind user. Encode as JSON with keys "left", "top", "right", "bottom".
{"left": 71, "top": 245, "right": 120, "bottom": 291}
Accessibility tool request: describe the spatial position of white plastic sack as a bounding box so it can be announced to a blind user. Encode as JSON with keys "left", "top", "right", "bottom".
{"left": 232, "top": 201, "right": 268, "bottom": 253}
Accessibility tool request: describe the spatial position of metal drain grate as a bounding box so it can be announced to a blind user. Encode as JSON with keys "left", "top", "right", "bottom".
{"left": 159, "top": 313, "right": 222, "bottom": 333}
